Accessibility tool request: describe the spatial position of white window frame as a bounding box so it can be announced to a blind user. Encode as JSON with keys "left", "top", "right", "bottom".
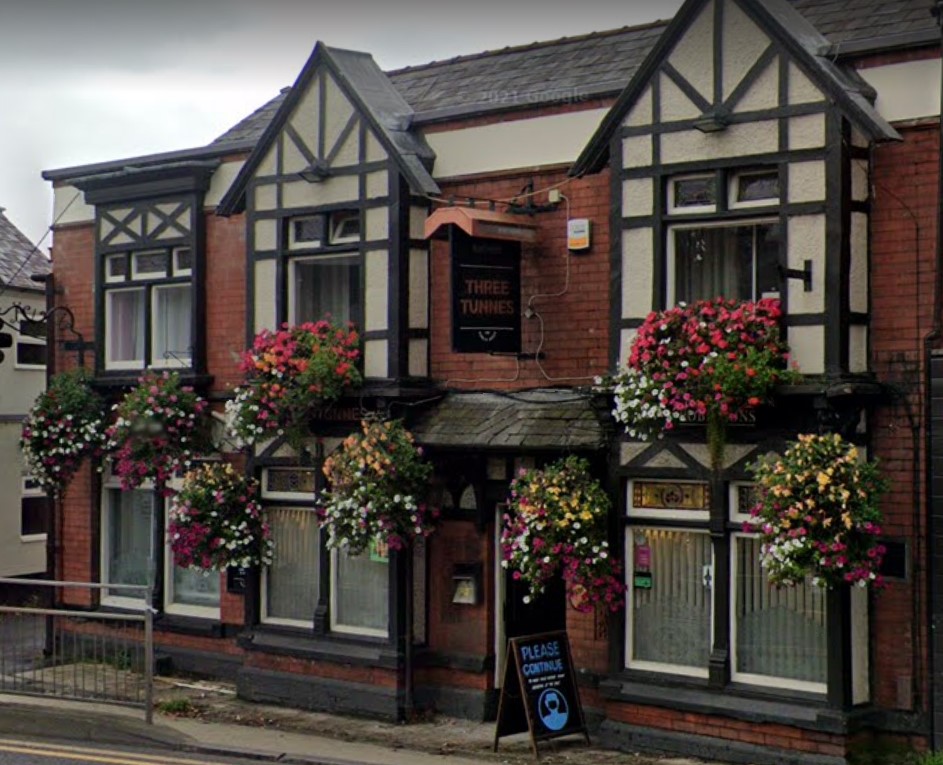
{"left": 665, "top": 217, "right": 780, "bottom": 307}
{"left": 163, "top": 495, "right": 221, "bottom": 619}
{"left": 100, "top": 477, "right": 154, "bottom": 610}
{"left": 287, "top": 253, "right": 360, "bottom": 325}
{"left": 627, "top": 479, "right": 710, "bottom": 523}
{"left": 728, "top": 531, "right": 827, "bottom": 694}
{"left": 328, "top": 211, "right": 361, "bottom": 245}
{"left": 20, "top": 477, "right": 47, "bottom": 542}
{"left": 131, "top": 250, "right": 169, "bottom": 280}
{"left": 104, "top": 254, "right": 128, "bottom": 284}
{"left": 329, "top": 548, "right": 389, "bottom": 638}
{"left": 260, "top": 467, "right": 317, "bottom": 502}
{"left": 728, "top": 169, "right": 780, "bottom": 210}
{"left": 288, "top": 215, "right": 325, "bottom": 250}
{"left": 624, "top": 527, "right": 713, "bottom": 679}
{"left": 150, "top": 283, "right": 192, "bottom": 369}
{"left": 104, "top": 286, "right": 146, "bottom": 370}
{"left": 172, "top": 247, "right": 192, "bottom": 277}
{"left": 667, "top": 174, "right": 717, "bottom": 215}
{"left": 260, "top": 505, "right": 321, "bottom": 629}
{"left": 14, "top": 319, "right": 46, "bottom": 371}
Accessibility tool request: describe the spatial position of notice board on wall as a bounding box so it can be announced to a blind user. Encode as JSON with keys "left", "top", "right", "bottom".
{"left": 493, "top": 631, "right": 590, "bottom": 756}
{"left": 451, "top": 231, "right": 521, "bottom": 354}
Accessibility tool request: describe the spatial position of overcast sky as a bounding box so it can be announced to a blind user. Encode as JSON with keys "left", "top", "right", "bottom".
{"left": 0, "top": 0, "right": 684, "bottom": 247}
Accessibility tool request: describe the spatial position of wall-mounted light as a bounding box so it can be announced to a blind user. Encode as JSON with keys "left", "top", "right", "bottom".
{"left": 451, "top": 563, "right": 482, "bottom": 605}
{"left": 693, "top": 110, "right": 729, "bottom": 134}
{"left": 299, "top": 159, "right": 331, "bottom": 183}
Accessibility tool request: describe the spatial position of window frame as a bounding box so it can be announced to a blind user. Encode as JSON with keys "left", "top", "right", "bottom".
{"left": 665, "top": 216, "right": 781, "bottom": 307}
{"left": 328, "top": 210, "right": 361, "bottom": 245}
{"left": 728, "top": 169, "right": 780, "bottom": 210}
{"left": 99, "top": 478, "right": 155, "bottom": 610}
{"left": 20, "top": 477, "right": 47, "bottom": 541}
{"left": 287, "top": 215, "right": 325, "bottom": 250}
{"left": 15, "top": 319, "right": 46, "bottom": 371}
{"left": 329, "top": 547, "right": 390, "bottom": 638}
{"left": 667, "top": 174, "right": 717, "bottom": 215}
{"left": 260, "top": 505, "right": 321, "bottom": 629}
{"left": 287, "top": 252, "right": 362, "bottom": 327}
{"left": 150, "top": 283, "right": 193, "bottom": 369}
{"left": 162, "top": 495, "right": 221, "bottom": 619}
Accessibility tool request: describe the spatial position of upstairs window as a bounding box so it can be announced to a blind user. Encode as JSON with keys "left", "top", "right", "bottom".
{"left": 329, "top": 211, "right": 361, "bottom": 245}
{"left": 16, "top": 319, "right": 46, "bottom": 369}
{"left": 21, "top": 477, "right": 47, "bottom": 539}
{"left": 666, "top": 167, "right": 781, "bottom": 305}
{"left": 288, "top": 216, "right": 325, "bottom": 250}
{"left": 103, "top": 247, "right": 192, "bottom": 370}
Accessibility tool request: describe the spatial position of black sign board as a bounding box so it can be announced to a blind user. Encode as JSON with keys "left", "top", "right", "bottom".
{"left": 451, "top": 230, "right": 521, "bottom": 354}
{"left": 493, "top": 631, "right": 590, "bottom": 757}
{"left": 226, "top": 566, "right": 249, "bottom": 594}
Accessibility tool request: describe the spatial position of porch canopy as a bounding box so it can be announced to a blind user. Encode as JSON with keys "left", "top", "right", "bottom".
{"left": 423, "top": 206, "right": 538, "bottom": 244}
{"left": 411, "top": 389, "right": 606, "bottom": 450}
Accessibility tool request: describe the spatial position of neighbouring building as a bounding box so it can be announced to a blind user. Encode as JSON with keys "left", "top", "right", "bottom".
{"left": 40, "top": 1, "right": 943, "bottom": 762}
{"left": 0, "top": 210, "right": 51, "bottom": 583}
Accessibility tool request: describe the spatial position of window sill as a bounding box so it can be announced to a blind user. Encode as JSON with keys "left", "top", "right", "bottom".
{"left": 601, "top": 675, "right": 851, "bottom": 734}
{"left": 241, "top": 627, "right": 399, "bottom": 669}
{"left": 154, "top": 612, "right": 228, "bottom": 637}
{"left": 93, "top": 371, "right": 213, "bottom": 391}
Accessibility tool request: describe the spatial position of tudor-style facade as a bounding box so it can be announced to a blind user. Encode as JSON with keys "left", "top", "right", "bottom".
{"left": 39, "top": 1, "right": 943, "bottom": 762}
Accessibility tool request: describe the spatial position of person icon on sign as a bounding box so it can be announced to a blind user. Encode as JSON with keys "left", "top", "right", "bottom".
{"left": 537, "top": 688, "right": 569, "bottom": 731}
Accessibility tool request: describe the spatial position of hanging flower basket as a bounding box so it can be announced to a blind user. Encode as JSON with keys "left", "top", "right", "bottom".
{"left": 501, "top": 456, "right": 624, "bottom": 613}
{"left": 748, "top": 433, "right": 888, "bottom": 589}
{"left": 226, "top": 320, "right": 362, "bottom": 447}
{"left": 106, "top": 371, "right": 209, "bottom": 493}
{"left": 611, "top": 298, "right": 799, "bottom": 468}
{"left": 21, "top": 368, "right": 107, "bottom": 494}
{"left": 317, "top": 419, "right": 437, "bottom": 555}
{"left": 168, "top": 462, "right": 272, "bottom": 571}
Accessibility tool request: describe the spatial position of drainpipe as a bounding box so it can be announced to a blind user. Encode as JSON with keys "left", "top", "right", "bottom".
{"left": 926, "top": 0, "right": 943, "bottom": 750}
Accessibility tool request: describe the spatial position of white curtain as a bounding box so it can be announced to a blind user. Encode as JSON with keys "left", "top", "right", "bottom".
{"left": 172, "top": 567, "right": 220, "bottom": 608}
{"left": 735, "top": 536, "right": 827, "bottom": 683}
{"left": 294, "top": 256, "right": 359, "bottom": 324}
{"left": 631, "top": 529, "right": 712, "bottom": 669}
{"left": 108, "top": 289, "right": 145, "bottom": 363}
{"left": 334, "top": 549, "right": 389, "bottom": 634}
{"left": 265, "top": 507, "right": 320, "bottom": 624}
{"left": 153, "top": 286, "right": 192, "bottom": 364}
{"left": 107, "top": 489, "right": 153, "bottom": 595}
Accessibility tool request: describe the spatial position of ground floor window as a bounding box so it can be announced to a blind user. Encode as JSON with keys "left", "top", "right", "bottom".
{"left": 626, "top": 479, "right": 828, "bottom": 692}
{"left": 330, "top": 547, "right": 390, "bottom": 637}
{"left": 101, "top": 478, "right": 220, "bottom": 616}
{"left": 261, "top": 506, "right": 321, "bottom": 627}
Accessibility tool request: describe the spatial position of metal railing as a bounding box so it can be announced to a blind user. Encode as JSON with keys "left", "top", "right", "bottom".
{"left": 0, "top": 578, "right": 153, "bottom": 723}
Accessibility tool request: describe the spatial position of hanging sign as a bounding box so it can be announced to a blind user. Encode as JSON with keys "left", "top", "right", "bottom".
{"left": 451, "top": 230, "right": 521, "bottom": 354}
{"left": 493, "top": 631, "right": 590, "bottom": 757}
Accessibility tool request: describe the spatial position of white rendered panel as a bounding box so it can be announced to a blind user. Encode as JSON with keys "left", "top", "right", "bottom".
{"left": 787, "top": 325, "right": 825, "bottom": 375}
{"left": 789, "top": 114, "right": 826, "bottom": 151}
{"left": 623, "top": 135, "right": 653, "bottom": 169}
{"left": 364, "top": 250, "right": 389, "bottom": 332}
{"left": 667, "top": 0, "right": 714, "bottom": 103}
{"left": 622, "top": 228, "right": 654, "bottom": 319}
{"left": 206, "top": 161, "right": 245, "bottom": 207}
{"left": 254, "top": 260, "right": 277, "bottom": 333}
{"left": 788, "top": 62, "right": 824, "bottom": 105}
{"left": 849, "top": 212, "right": 869, "bottom": 314}
{"left": 281, "top": 129, "right": 311, "bottom": 174}
{"left": 730, "top": 56, "right": 779, "bottom": 113}
{"left": 788, "top": 162, "right": 826, "bottom": 204}
{"left": 426, "top": 109, "right": 608, "bottom": 178}
{"left": 851, "top": 158, "right": 869, "bottom": 203}
{"left": 860, "top": 59, "right": 941, "bottom": 123}
{"left": 323, "top": 75, "right": 356, "bottom": 158}
{"left": 364, "top": 339, "right": 388, "bottom": 379}
{"left": 787, "top": 215, "right": 826, "bottom": 314}
{"left": 659, "top": 72, "right": 702, "bottom": 122}
{"left": 722, "top": 0, "right": 771, "bottom": 101}
{"left": 332, "top": 118, "right": 361, "bottom": 167}
{"left": 408, "top": 339, "right": 428, "bottom": 378}
{"left": 254, "top": 184, "right": 277, "bottom": 212}
{"left": 409, "top": 248, "right": 429, "bottom": 329}
{"left": 254, "top": 219, "right": 277, "bottom": 251}
{"left": 365, "top": 207, "right": 388, "bottom": 241}
{"left": 409, "top": 207, "right": 427, "bottom": 239}
{"left": 365, "top": 131, "right": 387, "bottom": 163}
{"left": 257, "top": 144, "right": 277, "bottom": 177}
{"left": 622, "top": 178, "right": 654, "bottom": 218}
{"left": 281, "top": 176, "right": 358, "bottom": 207}
{"left": 365, "top": 171, "right": 388, "bottom": 200}
{"left": 660, "top": 120, "right": 778, "bottom": 165}
{"left": 849, "top": 325, "right": 868, "bottom": 374}
{"left": 624, "top": 85, "right": 654, "bottom": 128}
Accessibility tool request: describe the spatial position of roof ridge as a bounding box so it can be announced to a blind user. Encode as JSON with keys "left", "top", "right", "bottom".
{"left": 385, "top": 19, "right": 670, "bottom": 77}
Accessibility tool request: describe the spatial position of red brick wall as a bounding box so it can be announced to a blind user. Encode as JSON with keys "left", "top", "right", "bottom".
{"left": 869, "top": 122, "right": 937, "bottom": 714}
{"left": 430, "top": 168, "right": 611, "bottom": 389}
{"left": 205, "top": 212, "right": 247, "bottom": 393}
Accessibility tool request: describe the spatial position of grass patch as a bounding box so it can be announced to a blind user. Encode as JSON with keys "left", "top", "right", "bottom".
{"left": 156, "top": 698, "right": 197, "bottom": 716}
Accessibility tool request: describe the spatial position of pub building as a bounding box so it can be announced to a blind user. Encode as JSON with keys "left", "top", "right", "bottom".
{"left": 40, "top": 1, "right": 943, "bottom": 762}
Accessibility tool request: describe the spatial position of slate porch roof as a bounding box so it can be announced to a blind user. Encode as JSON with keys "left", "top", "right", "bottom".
{"left": 212, "top": 0, "right": 937, "bottom": 150}
{"left": 0, "top": 211, "right": 49, "bottom": 291}
{"left": 410, "top": 390, "right": 607, "bottom": 450}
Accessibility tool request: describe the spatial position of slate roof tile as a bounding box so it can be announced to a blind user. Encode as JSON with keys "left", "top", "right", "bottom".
{"left": 0, "top": 211, "right": 48, "bottom": 291}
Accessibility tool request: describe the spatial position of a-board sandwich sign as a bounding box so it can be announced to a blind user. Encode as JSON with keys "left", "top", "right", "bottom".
{"left": 493, "top": 631, "right": 590, "bottom": 757}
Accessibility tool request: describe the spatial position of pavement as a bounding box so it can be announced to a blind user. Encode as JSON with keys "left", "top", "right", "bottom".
{"left": 0, "top": 678, "right": 720, "bottom": 765}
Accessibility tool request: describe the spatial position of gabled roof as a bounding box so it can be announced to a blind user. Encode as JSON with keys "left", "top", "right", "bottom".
{"left": 217, "top": 43, "right": 440, "bottom": 216}
{"left": 0, "top": 210, "right": 49, "bottom": 292}
{"left": 571, "top": 0, "right": 903, "bottom": 177}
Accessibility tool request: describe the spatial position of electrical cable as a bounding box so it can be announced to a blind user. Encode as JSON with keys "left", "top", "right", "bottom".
{"left": 0, "top": 190, "right": 81, "bottom": 302}
{"left": 424, "top": 175, "right": 577, "bottom": 209}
